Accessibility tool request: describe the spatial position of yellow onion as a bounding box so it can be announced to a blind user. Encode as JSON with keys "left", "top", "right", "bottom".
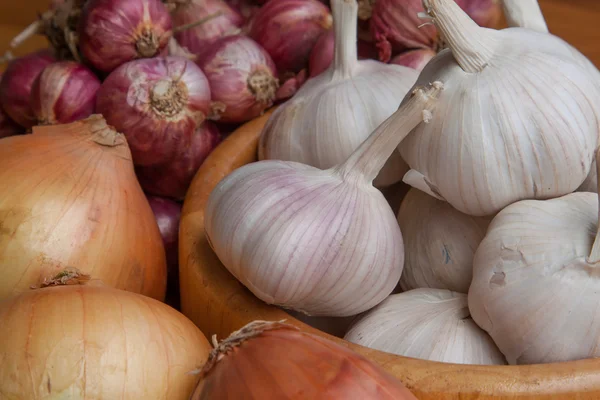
{"left": 0, "top": 116, "right": 167, "bottom": 301}
{"left": 0, "top": 275, "right": 211, "bottom": 399}
{"left": 191, "top": 320, "right": 418, "bottom": 399}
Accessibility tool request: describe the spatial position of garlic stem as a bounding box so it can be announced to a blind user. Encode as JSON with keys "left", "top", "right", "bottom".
{"left": 589, "top": 148, "right": 600, "bottom": 263}
{"left": 336, "top": 81, "right": 443, "bottom": 183}
{"left": 501, "top": 0, "right": 548, "bottom": 33}
{"left": 422, "top": 0, "right": 498, "bottom": 73}
{"left": 331, "top": 0, "right": 358, "bottom": 78}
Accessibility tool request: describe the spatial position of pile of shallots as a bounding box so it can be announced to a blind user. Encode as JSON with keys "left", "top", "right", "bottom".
{"left": 206, "top": 0, "right": 600, "bottom": 369}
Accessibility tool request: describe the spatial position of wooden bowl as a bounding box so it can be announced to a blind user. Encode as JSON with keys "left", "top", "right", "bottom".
{"left": 180, "top": 110, "right": 600, "bottom": 399}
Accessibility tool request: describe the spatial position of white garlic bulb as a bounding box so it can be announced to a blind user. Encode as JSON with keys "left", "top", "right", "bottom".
{"left": 578, "top": 159, "right": 597, "bottom": 193}
{"left": 397, "top": 188, "right": 491, "bottom": 293}
{"left": 205, "top": 82, "right": 443, "bottom": 317}
{"left": 398, "top": 0, "right": 600, "bottom": 216}
{"left": 345, "top": 289, "right": 506, "bottom": 365}
{"left": 469, "top": 153, "right": 600, "bottom": 364}
{"left": 501, "top": 0, "right": 548, "bottom": 33}
{"left": 259, "top": 0, "right": 418, "bottom": 188}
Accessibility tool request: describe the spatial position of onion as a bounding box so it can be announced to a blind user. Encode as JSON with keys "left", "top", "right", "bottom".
{"left": 96, "top": 56, "right": 211, "bottom": 166}
{"left": 147, "top": 195, "right": 182, "bottom": 307}
{"left": 0, "top": 75, "right": 21, "bottom": 139}
{"left": 225, "top": 0, "right": 261, "bottom": 21}
{"left": 170, "top": 0, "right": 244, "bottom": 55}
{"left": 79, "top": 0, "right": 172, "bottom": 73}
{"left": 389, "top": 48, "right": 436, "bottom": 71}
{"left": 0, "top": 50, "right": 55, "bottom": 128}
{"left": 275, "top": 69, "right": 308, "bottom": 101}
{"left": 191, "top": 321, "right": 418, "bottom": 399}
{"left": 0, "top": 279, "right": 211, "bottom": 399}
{"left": 248, "top": 0, "right": 333, "bottom": 75}
{"left": 30, "top": 61, "right": 101, "bottom": 125}
{"left": 136, "top": 122, "right": 222, "bottom": 199}
{"left": 308, "top": 29, "right": 380, "bottom": 78}
{"left": 197, "top": 35, "right": 278, "bottom": 123}
{"left": 464, "top": 0, "right": 502, "bottom": 28}
{"left": 0, "top": 116, "right": 167, "bottom": 301}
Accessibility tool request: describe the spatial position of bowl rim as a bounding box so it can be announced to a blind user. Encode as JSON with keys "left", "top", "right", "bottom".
{"left": 179, "top": 109, "right": 600, "bottom": 399}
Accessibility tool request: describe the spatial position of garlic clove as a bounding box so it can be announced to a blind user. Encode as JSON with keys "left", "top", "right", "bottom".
{"left": 345, "top": 288, "right": 507, "bottom": 365}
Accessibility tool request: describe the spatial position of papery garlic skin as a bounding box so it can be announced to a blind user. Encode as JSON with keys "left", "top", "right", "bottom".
{"left": 205, "top": 162, "right": 403, "bottom": 317}
{"left": 259, "top": 0, "right": 418, "bottom": 188}
{"left": 397, "top": 189, "right": 490, "bottom": 293}
{"left": 345, "top": 289, "right": 506, "bottom": 365}
{"left": 468, "top": 193, "right": 600, "bottom": 364}
{"left": 578, "top": 160, "right": 598, "bottom": 193}
{"left": 398, "top": 0, "right": 600, "bottom": 216}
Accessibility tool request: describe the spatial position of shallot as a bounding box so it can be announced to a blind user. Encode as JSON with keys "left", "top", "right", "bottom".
{"left": 0, "top": 50, "right": 55, "bottom": 128}
{"left": 96, "top": 56, "right": 211, "bottom": 166}
{"left": 390, "top": 48, "right": 436, "bottom": 71}
{"left": 30, "top": 61, "right": 101, "bottom": 125}
{"left": 79, "top": 0, "right": 173, "bottom": 72}
{"left": 196, "top": 35, "right": 278, "bottom": 123}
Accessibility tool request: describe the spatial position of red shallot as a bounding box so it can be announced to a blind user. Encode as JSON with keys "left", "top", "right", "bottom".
{"left": 30, "top": 61, "right": 101, "bottom": 125}
{"left": 248, "top": 0, "right": 333, "bottom": 75}
{"left": 79, "top": 0, "right": 173, "bottom": 72}
{"left": 390, "top": 48, "right": 436, "bottom": 71}
{"left": 0, "top": 50, "right": 55, "bottom": 128}
{"left": 170, "top": 0, "right": 244, "bottom": 55}
{"left": 0, "top": 75, "right": 21, "bottom": 139}
{"left": 197, "top": 35, "right": 278, "bottom": 123}
{"left": 96, "top": 56, "right": 211, "bottom": 166}
{"left": 464, "top": 0, "right": 502, "bottom": 28}
{"left": 225, "top": 0, "right": 260, "bottom": 21}
{"left": 136, "top": 122, "right": 222, "bottom": 199}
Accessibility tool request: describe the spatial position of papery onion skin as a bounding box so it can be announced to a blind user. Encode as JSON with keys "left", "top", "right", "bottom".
{"left": 345, "top": 289, "right": 507, "bottom": 365}
{"left": 0, "top": 50, "right": 55, "bottom": 128}
{"left": 136, "top": 122, "right": 222, "bottom": 199}
{"left": 171, "top": 0, "right": 244, "bottom": 55}
{"left": 0, "top": 116, "right": 167, "bottom": 301}
{"left": 191, "top": 321, "right": 418, "bottom": 399}
{"left": 79, "top": 0, "right": 172, "bottom": 73}
{"left": 248, "top": 0, "right": 333, "bottom": 75}
{"left": 30, "top": 61, "right": 101, "bottom": 125}
{"left": 390, "top": 48, "right": 436, "bottom": 71}
{"left": 397, "top": 189, "right": 490, "bottom": 293}
{"left": 0, "top": 284, "right": 211, "bottom": 399}
{"left": 96, "top": 56, "right": 211, "bottom": 166}
{"left": 147, "top": 195, "right": 182, "bottom": 308}
{"left": 197, "top": 35, "right": 278, "bottom": 123}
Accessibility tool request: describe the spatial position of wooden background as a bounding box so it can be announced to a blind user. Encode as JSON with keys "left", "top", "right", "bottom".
{"left": 0, "top": 0, "right": 598, "bottom": 67}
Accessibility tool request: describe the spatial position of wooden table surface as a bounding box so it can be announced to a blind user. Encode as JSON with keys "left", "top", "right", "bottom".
{"left": 0, "top": 0, "right": 598, "bottom": 68}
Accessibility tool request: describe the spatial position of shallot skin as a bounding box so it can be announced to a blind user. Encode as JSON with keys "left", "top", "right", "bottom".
{"left": 197, "top": 35, "right": 278, "bottom": 123}
{"left": 136, "top": 122, "right": 222, "bottom": 199}
{"left": 0, "top": 50, "right": 55, "bottom": 128}
{"left": 30, "top": 61, "right": 101, "bottom": 125}
{"left": 79, "top": 0, "right": 173, "bottom": 73}
{"left": 171, "top": 0, "right": 244, "bottom": 55}
{"left": 96, "top": 57, "right": 211, "bottom": 166}
{"left": 248, "top": 0, "right": 333, "bottom": 75}
{"left": 390, "top": 49, "right": 437, "bottom": 71}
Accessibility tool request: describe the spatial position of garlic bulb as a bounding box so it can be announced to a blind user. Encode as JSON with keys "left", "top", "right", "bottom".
{"left": 345, "top": 288, "right": 506, "bottom": 365}
{"left": 469, "top": 151, "right": 600, "bottom": 364}
{"left": 398, "top": 0, "right": 600, "bottom": 216}
{"left": 501, "top": 0, "right": 548, "bottom": 33}
{"left": 258, "top": 0, "right": 418, "bottom": 188}
{"left": 397, "top": 188, "right": 491, "bottom": 293}
{"left": 205, "top": 81, "right": 443, "bottom": 317}
{"left": 578, "top": 159, "right": 597, "bottom": 193}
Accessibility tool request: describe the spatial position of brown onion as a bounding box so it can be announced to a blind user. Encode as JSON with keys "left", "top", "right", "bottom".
{"left": 136, "top": 122, "right": 222, "bottom": 199}
{"left": 170, "top": 0, "right": 244, "bottom": 55}
{"left": 30, "top": 61, "right": 101, "bottom": 125}
{"left": 389, "top": 48, "right": 436, "bottom": 71}
{"left": 248, "top": 0, "right": 333, "bottom": 75}
{"left": 308, "top": 29, "right": 380, "bottom": 78}
{"left": 96, "top": 56, "right": 211, "bottom": 166}
{"left": 0, "top": 116, "right": 167, "bottom": 301}
{"left": 197, "top": 35, "right": 278, "bottom": 123}
{"left": 79, "top": 0, "right": 172, "bottom": 73}
{"left": 191, "top": 321, "right": 418, "bottom": 399}
{"left": 0, "top": 50, "right": 55, "bottom": 128}
{"left": 0, "top": 279, "right": 210, "bottom": 399}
